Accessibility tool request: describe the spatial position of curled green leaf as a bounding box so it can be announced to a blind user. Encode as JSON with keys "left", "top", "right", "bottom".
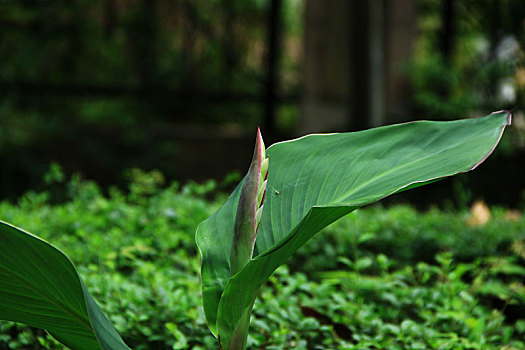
{"left": 197, "top": 111, "right": 511, "bottom": 348}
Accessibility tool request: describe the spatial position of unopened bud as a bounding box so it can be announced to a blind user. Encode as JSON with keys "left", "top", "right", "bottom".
{"left": 256, "top": 205, "right": 264, "bottom": 226}
{"left": 260, "top": 158, "right": 269, "bottom": 185}
{"left": 258, "top": 179, "right": 267, "bottom": 207}
{"left": 230, "top": 128, "right": 266, "bottom": 276}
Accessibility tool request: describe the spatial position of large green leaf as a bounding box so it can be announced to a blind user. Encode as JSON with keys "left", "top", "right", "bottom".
{"left": 0, "top": 221, "right": 131, "bottom": 350}
{"left": 196, "top": 111, "right": 511, "bottom": 345}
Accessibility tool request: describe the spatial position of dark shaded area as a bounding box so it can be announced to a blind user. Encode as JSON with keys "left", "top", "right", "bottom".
{"left": 385, "top": 147, "right": 525, "bottom": 209}
{"left": 0, "top": 0, "right": 300, "bottom": 199}
{"left": 299, "top": 304, "right": 354, "bottom": 341}
{"left": 0, "top": 0, "right": 524, "bottom": 207}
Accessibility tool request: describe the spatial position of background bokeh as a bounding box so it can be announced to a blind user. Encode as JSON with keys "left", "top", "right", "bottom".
{"left": 1, "top": 0, "right": 524, "bottom": 207}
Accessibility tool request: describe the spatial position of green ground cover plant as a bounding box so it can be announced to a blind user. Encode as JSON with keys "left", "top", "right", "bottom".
{"left": 0, "top": 111, "right": 521, "bottom": 349}
{"left": 0, "top": 167, "right": 523, "bottom": 349}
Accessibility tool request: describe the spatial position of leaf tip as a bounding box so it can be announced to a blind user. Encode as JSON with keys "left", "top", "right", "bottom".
{"left": 469, "top": 110, "right": 512, "bottom": 171}
{"left": 490, "top": 109, "right": 512, "bottom": 125}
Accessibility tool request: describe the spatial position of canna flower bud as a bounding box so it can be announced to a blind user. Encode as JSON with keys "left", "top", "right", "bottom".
{"left": 230, "top": 128, "right": 268, "bottom": 276}
{"left": 256, "top": 205, "right": 264, "bottom": 226}
{"left": 260, "top": 158, "right": 269, "bottom": 185}
{"left": 257, "top": 179, "right": 267, "bottom": 208}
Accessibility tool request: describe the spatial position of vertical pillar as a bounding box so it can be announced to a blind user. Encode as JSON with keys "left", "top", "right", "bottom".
{"left": 301, "top": 0, "right": 351, "bottom": 133}
{"left": 384, "top": 0, "right": 417, "bottom": 121}
{"left": 264, "top": 0, "right": 283, "bottom": 133}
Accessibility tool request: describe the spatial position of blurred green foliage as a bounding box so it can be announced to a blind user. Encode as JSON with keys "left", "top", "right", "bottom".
{"left": 0, "top": 0, "right": 305, "bottom": 199}
{"left": 1, "top": 0, "right": 524, "bottom": 203}
{"left": 0, "top": 169, "right": 523, "bottom": 349}
{"left": 0, "top": 0, "right": 303, "bottom": 98}
{"left": 409, "top": 0, "right": 525, "bottom": 118}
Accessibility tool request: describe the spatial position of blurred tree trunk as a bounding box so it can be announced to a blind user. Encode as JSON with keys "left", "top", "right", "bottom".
{"left": 140, "top": 0, "right": 157, "bottom": 88}
{"left": 301, "top": 0, "right": 351, "bottom": 133}
{"left": 351, "top": 0, "right": 385, "bottom": 129}
{"left": 222, "top": 0, "right": 240, "bottom": 87}
{"left": 440, "top": 0, "right": 456, "bottom": 61}
{"left": 385, "top": 0, "right": 417, "bottom": 121}
{"left": 264, "top": 0, "right": 283, "bottom": 132}
{"left": 103, "top": 0, "right": 117, "bottom": 38}
{"left": 64, "top": 0, "right": 82, "bottom": 79}
{"left": 301, "top": 0, "right": 416, "bottom": 133}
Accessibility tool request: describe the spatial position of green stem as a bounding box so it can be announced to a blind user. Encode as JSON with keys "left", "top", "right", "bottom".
{"left": 224, "top": 298, "right": 256, "bottom": 350}
{"left": 225, "top": 129, "right": 267, "bottom": 349}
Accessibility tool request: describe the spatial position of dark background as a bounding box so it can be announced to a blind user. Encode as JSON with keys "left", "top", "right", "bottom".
{"left": 1, "top": 0, "right": 524, "bottom": 207}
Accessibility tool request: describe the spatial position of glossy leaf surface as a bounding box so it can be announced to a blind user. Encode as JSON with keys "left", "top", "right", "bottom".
{"left": 0, "top": 221, "right": 130, "bottom": 350}
{"left": 196, "top": 111, "right": 511, "bottom": 346}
